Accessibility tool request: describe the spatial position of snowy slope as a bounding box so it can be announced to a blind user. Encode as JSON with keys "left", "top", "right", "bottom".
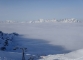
{"left": 1, "top": 48, "right": 83, "bottom": 60}
{"left": 0, "top": 51, "right": 37, "bottom": 60}
{"left": 39, "top": 49, "right": 83, "bottom": 60}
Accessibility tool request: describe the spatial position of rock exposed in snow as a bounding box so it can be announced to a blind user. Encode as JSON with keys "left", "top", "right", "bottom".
{"left": 0, "top": 31, "right": 19, "bottom": 51}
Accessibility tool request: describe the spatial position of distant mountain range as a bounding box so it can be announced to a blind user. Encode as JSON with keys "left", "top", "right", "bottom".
{"left": 0, "top": 18, "right": 80, "bottom": 23}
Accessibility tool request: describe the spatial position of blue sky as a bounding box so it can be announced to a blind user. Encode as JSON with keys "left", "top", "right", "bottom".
{"left": 0, "top": 0, "right": 83, "bottom": 21}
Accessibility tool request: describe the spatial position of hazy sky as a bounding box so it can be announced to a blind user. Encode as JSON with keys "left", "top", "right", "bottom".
{"left": 0, "top": 0, "right": 83, "bottom": 21}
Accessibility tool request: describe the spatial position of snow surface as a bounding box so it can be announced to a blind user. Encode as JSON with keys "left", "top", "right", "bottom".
{"left": 0, "top": 19, "right": 83, "bottom": 60}
{"left": 39, "top": 49, "right": 83, "bottom": 60}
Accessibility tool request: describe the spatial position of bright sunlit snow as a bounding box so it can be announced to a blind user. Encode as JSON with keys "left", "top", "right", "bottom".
{"left": 39, "top": 49, "right": 83, "bottom": 60}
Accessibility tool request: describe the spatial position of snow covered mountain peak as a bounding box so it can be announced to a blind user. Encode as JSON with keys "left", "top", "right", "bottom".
{"left": 27, "top": 18, "right": 79, "bottom": 23}
{"left": 0, "top": 18, "right": 80, "bottom": 23}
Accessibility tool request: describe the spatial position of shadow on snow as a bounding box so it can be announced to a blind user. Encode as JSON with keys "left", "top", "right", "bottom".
{"left": 15, "top": 35, "right": 71, "bottom": 55}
